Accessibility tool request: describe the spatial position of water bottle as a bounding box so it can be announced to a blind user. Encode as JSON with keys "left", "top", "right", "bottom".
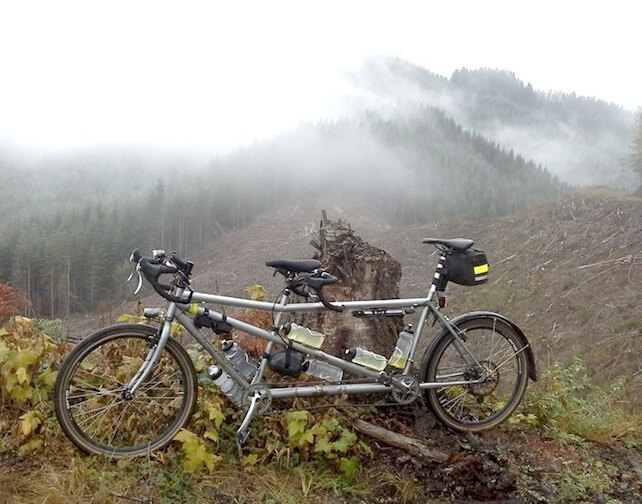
{"left": 304, "top": 359, "right": 344, "bottom": 381}
{"left": 207, "top": 365, "right": 243, "bottom": 405}
{"left": 285, "top": 323, "right": 326, "bottom": 349}
{"left": 221, "top": 339, "right": 257, "bottom": 380}
{"left": 388, "top": 327, "right": 415, "bottom": 369}
{"left": 345, "top": 347, "right": 387, "bottom": 371}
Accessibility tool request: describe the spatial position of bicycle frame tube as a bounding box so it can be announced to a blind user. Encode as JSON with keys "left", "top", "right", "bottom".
{"left": 125, "top": 275, "right": 487, "bottom": 402}
{"left": 168, "top": 289, "right": 486, "bottom": 397}
{"left": 252, "top": 291, "right": 288, "bottom": 385}
{"left": 187, "top": 287, "right": 481, "bottom": 373}
{"left": 175, "top": 308, "right": 383, "bottom": 380}
{"left": 188, "top": 292, "right": 432, "bottom": 312}
{"left": 174, "top": 306, "right": 483, "bottom": 399}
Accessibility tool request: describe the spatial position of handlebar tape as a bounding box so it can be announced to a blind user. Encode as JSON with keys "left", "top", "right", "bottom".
{"left": 316, "top": 287, "right": 344, "bottom": 312}
{"left": 136, "top": 256, "right": 186, "bottom": 303}
{"left": 303, "top": 273, "right": 344, "bottom": 312}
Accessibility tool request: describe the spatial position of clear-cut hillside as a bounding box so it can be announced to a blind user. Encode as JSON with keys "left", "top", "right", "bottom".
{"left": 86, "top": 189, "right": 641, "bottom": 399}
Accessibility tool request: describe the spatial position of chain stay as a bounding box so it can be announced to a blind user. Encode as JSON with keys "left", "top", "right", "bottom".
{"left": 246, "top": 375, "right": 426, "bottom": 414}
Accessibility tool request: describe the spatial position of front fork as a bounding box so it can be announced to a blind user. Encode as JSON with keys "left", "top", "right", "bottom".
{"left": 124, "top": 294, "right": 182, "bottom": 398}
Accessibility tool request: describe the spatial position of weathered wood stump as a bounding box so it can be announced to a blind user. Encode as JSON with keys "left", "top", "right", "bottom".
{"left": 299, "top": 212, "right": 403, "bottom": 357}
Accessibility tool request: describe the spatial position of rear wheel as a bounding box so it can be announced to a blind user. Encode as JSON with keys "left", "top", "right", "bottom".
{"left": 54, "top": 324, "right": 197, "bottom": 457}
{"left": 423, "top": 317, "right": 528, "bottom": 431}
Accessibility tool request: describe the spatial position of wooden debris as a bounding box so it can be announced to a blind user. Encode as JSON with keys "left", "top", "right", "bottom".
{"left": 353, "top": 419, "right": 448, "bottom": 463}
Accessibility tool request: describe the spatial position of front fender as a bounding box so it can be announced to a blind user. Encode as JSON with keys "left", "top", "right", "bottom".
{"left": 420, "top": 311, "right": 537, "bottom": 381}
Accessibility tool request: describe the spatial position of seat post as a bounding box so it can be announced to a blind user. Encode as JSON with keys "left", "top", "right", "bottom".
{"left": 431, "top": 252, "right": 448, "bottom": 295}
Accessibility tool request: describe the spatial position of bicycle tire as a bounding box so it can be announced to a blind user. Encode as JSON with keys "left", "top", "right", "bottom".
{"left": 54, "top": 324, "right": 197, "bottom": 457}
{"left": 422, "top": 316, "right": 529, "bottom": 431}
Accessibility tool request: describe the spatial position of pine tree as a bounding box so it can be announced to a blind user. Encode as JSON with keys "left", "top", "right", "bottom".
{"left": 632, "top": 110, "right": 642, "bottom": 187}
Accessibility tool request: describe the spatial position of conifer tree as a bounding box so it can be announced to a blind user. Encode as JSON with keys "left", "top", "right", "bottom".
{"left": 632, "top": 110, "right": 642, "bottom": 186}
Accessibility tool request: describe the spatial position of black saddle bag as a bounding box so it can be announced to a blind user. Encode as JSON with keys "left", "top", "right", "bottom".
{"left": 446, "top": 248, "right": 489, "bottom": 286}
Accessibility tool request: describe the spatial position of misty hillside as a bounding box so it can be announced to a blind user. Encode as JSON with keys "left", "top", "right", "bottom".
{"left": 0, "top": 108, "right": 565, "bottom": 316}
{"left": 190, "top": 190, "right": 642, "bottom": 384}
{"left": 12, "top": 186, "right": 642, "bottom": 504}
{"left": 350, "top": 57, "right": 636, "bottom": 188}
{"left": 76, "top": 188, "right": 639, "bottom": 400}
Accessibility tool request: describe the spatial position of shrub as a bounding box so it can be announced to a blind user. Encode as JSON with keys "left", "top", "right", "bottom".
{"left": 0, "top": 317, "right": 64, "bottom": 455}
{"left": 520, "top": 359, "right": 641, "bottom": 446}
{"left": 0, "top": 283, "right": 30, "bottom": 319}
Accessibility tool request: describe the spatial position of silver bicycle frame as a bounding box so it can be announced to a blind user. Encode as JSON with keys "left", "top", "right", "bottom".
{"left": 129, "top": 287, "right": 482, "bottom": 399}
{"left": 127, "top": 253, "right": 485, "bottom": 402}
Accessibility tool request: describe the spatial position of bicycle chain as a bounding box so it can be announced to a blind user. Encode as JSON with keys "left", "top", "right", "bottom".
{"left": 266, "top": 400, "right": 418, "bottom": 414}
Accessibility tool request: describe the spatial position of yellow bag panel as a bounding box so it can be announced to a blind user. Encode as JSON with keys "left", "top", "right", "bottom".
{"left": 473, "top": 263, "right": 489, "bottom": 275}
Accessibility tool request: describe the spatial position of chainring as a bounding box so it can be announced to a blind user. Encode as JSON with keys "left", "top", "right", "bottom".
{"left": 390, "top": 375, "right": 420, "bottom": 405}
{"left": 242, "top": 383, "right": 273, "bottom": 415}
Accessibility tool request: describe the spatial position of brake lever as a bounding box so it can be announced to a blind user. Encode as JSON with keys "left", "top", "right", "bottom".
{"left": 131, "top": 264, "right": 143, "bottom": 295}
{"left": 126, "top": 264, "right": 143, "bottom": 294}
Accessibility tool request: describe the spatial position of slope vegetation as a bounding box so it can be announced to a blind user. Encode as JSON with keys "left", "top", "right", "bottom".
{"left": 134, "top": 189, "right": 641, "bottom": 392}
{"left": 6, "top": 189, "right": 642, "bottom": 503}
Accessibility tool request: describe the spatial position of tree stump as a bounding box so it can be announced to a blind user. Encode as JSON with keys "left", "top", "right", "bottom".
{"left": 300, "top": 212, "right": 403, "bottom": 357}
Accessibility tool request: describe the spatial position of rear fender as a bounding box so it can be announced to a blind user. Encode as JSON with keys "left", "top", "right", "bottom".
{"left": 420, "top": 311, "right": 537, "bottom": 381}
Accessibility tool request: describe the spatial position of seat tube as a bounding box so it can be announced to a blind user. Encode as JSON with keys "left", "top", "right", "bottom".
{"left": 251, "top": 290, "right": 290, "bottom": 384}
{"left": 402, "top": 257, "right": 444, "bottom": 374}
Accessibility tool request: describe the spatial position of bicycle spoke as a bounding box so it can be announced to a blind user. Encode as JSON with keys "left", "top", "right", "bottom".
{"left": 70, "top": 377, "right": 114, "bottom": 393}
{"left": 67, "top": 388, "right": 122, "bottom": 400}
{"left": 108, "top": 403, "right": 132, "bottom": 447}
{"left": 428, "top": 320, "right": 528, "bottom": 429}
{"left": 485, "top": 345, "right": 516, "bottom": 365}
{"left": 490, "top": 346, "right": 528, "bottom": 374}
{"left": 75, "top": 401, "right": 123, "bottom": 428}
{"left": 68, "top": 392, "right": 122, "bottom": 409}
{"left": 440, "top": 388, "right": 468, "bottom": 409}
{"left": 488, "top": 318, "right": 497, "bottom": 363}
{"left": 76, "top": 367, "right": 125, "bottom": 386}
{"left": 135, "top": 394, "right": 183, "bottom": 401}
{"left": 59, "top": 332, "right": 193, "bottom": 455}
{"left": 435, "top": 371, "right": 465, "bottom": 380}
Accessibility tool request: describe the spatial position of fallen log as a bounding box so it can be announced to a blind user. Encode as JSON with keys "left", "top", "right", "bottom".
{"left": 353, "top": 419, "right": 449, "bottom": 463}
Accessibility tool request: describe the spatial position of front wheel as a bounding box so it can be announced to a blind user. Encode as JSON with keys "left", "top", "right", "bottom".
{"left": 422, "top": 317, "right": 529, "bottom": 431}
{"left": 54, "top": 324, "right": 198, "bottom": 457}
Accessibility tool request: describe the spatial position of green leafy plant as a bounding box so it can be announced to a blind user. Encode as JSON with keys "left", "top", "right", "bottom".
{"left": 557, "top": 463, "right": 614, "bottom": 502}
{"left": 285, "top": 409, "right": 367, "bottom": 480}
{"left": 520, "top": 359, "right": 642, "bottom": 446}
{"left": 173, "top": 428, "right": 223, "bottom": 472}
{"left": 0, "top": 317, "right": 63, "bottom": 455}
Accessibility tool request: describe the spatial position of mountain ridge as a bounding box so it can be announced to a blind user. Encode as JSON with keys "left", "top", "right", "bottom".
{"left": 350, "top": 57, "right": 636, "bottom": 188}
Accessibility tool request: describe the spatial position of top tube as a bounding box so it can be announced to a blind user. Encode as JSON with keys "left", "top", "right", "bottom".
{"left": 187, "top": 292, "right": 432, "bottom": 313}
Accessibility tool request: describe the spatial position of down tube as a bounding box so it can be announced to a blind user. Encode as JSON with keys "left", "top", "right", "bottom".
{"left": 174, "top": 310, "right": 251, "bottom": 387}
{"left": 185, "top": 305, "right": 384, "bottom": 380}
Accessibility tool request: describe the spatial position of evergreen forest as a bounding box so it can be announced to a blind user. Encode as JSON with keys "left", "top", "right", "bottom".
{"left": 1, "top": 60, "right": 637, "bottom": 317}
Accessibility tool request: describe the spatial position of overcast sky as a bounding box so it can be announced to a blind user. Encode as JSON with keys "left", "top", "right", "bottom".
{"left": 0, "top": 0, "right": 640, "bottom": 152}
